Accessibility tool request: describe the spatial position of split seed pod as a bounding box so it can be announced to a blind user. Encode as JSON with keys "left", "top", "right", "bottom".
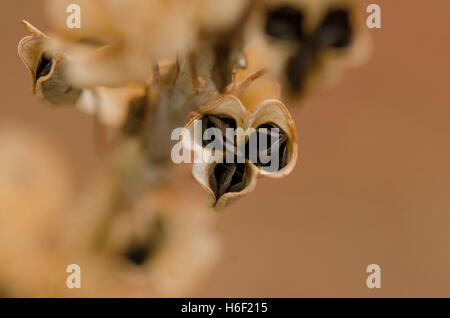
{"left": 18, "top": 21, "right": 81, "bottom": 106}
{"left": 247, "top": 99, "right": 298, "bottom": 178}
{"left": 252, "top": 0, "right": 369, "bottom": 100}
{"left": 183, "top": 95, "right": 297, "bottom": 209}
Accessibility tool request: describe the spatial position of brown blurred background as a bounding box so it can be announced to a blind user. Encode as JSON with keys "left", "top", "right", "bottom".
{"left": 2, "top": 0, "right": 450, "bottom": 297}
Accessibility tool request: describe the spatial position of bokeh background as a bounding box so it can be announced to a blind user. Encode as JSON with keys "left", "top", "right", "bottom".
{"left": 2, "top": 0, "right": 450, "bottom": 297}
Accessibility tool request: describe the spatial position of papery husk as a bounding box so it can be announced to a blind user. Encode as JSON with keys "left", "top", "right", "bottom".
{"left": 247, "top": 99, "right": 298, "bottom": 178}
{"left": 18, "top": 21, "right": 81, "bottom": 106}
{"left": 192, "top": 160, "right": 259, "bottom": 210}
{"left": 195, "top": 95, "right": 248, "bottom": 129}
{"left": 185, "top": 96, "right": 257, "bottom": 210}
{"left": 187, "top": 95, "right": 298, "bottom": 178}
{"left": 262, "top": 0, "right": 360, "bottom": 34}
{"left": 182, "top": 95, "right": 248, "bottom": 156}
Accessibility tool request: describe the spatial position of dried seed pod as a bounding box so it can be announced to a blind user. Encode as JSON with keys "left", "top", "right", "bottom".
{"left": 184, "top": 95, "right": 297, "bottom": 209}
{"left": 184, "top": 96, "right": 254, "bottom": 209}
{"left": 192, "top": 160, "right": 259, "bottom": 210}
{"left": 59, "top": 187, "right": 218, "bottom": 297}
{"left": 18, "top": 21, "right": 82, "bottom": 106}
{"left": 183, "top": 95, "right": 248, "bottom": 157}
{"left": 250, "top": 0, "right": 369, "bottom": 100}
{"left": 247, "top": 99, "right": 298, "bottom": 177}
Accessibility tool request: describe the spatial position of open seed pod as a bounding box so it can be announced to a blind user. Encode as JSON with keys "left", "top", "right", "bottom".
{"left": 184, "top": 95, "right": 297, "bottom": 209}
{"left": 18, "top": 21, "right": 82, "bottom": 106}
{"left": 249, "top": 0, "right": 369, "bottom": 100}
{"left": 246, "top": 99, "right": 298, "bottom": 177}
{"left": 192, "top": 160, "right": 259, "bottom": 210}
{"left": 182, "top": 95, "right": 247, "bottom": 158}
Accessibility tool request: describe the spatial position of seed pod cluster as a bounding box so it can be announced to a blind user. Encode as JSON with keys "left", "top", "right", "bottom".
{"left": 10, "top": 0, "right": 370, "bottom": 297}
{"left": 183, "top": 95, "right": 297, "bottom": 209}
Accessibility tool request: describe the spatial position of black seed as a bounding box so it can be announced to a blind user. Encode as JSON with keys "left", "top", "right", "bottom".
{"left": 202, "top": 114, "right": 237, "bottom": 149}
{"left": 314, "top": 8, "right": 353, "bottom": 48}
{"left": 123, "top": 218, "right": 164, "bottom": 266}
{"left": 265, "top": 6, "right": 304, "bottom": 42}
{"left": 124, "top": 245, "right": 150, "bottom": 266}
{"left": 247, "top": 123, "right": 289, "bottom": 172}
{"left": 36, "top": 52, "right": 53, "bottom": 82}
{"left": 209, "top": 163, "right": 247, "bottom": 199}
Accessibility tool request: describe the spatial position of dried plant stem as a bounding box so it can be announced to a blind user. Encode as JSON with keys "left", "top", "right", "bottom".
{"left": 92, "top": 46, "right": 226, "bottom": 221}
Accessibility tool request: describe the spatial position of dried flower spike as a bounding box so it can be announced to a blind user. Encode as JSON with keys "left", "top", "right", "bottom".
{"left": 192, "top": 160, "right": 259, "bottom": 210}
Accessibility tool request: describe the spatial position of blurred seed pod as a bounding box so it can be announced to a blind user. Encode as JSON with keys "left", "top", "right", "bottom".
{"left": 249, "top": 0, "right": 370, "bottom": 101}
{"left": 18, "top": 21, "right": 82, "bottom": 106}
{"left": 45, "top": 0, "right": 208, "bottom": 88}
{"left": 183, "top": 95, "right": 247, "bottom": 157}
{"left": 0, "top": 123, "right": 72, "bottom": 296}
{"left": 184, "top": 95, "right": 297, "bottom": 209}
{"left": 58, "top": 184, "right": 219, "bottom": 297}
